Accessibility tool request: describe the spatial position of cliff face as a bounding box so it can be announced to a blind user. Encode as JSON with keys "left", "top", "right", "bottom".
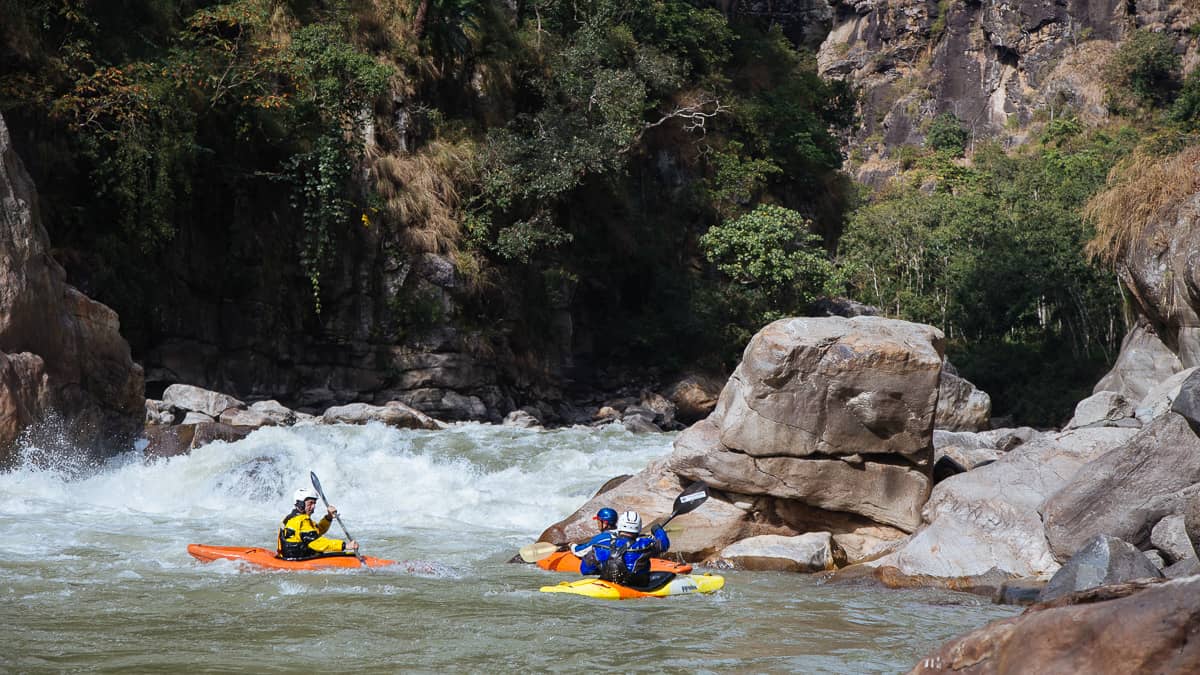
{"left": 815, "top": 0, "right": 1199, "bottom": 183}
{"left": 0, "top": 114, "right": 144, "bottom": 466}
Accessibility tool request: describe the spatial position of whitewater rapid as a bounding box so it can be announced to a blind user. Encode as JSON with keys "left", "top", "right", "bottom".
{"left": 2, "top": 422, "right": 1016, "bottom": 672}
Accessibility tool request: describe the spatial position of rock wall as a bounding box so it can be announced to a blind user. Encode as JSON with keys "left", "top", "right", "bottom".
{"left": 817, "top": 0, "right": 1199, "bottom": 184}
{"left": 0, "top": 114, "right": 144, "bottom": 466}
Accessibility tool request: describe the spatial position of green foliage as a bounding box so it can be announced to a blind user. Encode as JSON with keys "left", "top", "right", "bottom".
{"left": 1105, "top": 29, "right": 1181, "bottom": 111}
{"left": 1169, "top": 69, "right": 1200, "bottom": 130}
{"left": 925, "top": 112, "right": 969, "bottom": 155}
{"left": 705, "top": 141, "right": 782, "bottom": 218}
{"left": 838, "top": 126, "right": 1137, "bottom": 424}
{"left": 701, "top": 204, "right": 832, "bottom": 309}
{"left": 282, "top": 133, "right": 354, "bottom": 314}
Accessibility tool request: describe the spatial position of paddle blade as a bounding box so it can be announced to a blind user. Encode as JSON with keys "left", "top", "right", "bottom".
{"left": 671, "top": 481, "right": 709, "bottom": 518}
{"left": 519, "top": 541, "right": 560, "bottom": 563}
{"left": 309, "top": 471, "right": 326, "bottom": 501}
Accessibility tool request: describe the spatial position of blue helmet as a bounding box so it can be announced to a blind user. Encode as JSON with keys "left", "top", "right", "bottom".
{"left": 594, "top": 507, "right": 618, "bottom": 527}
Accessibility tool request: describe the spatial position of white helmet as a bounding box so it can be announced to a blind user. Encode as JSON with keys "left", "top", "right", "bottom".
{"left": 293, "top": 487, "right": 318, "bottom": 503}
{"left": 616, "top": 510, "right": 641, "bottom": 534}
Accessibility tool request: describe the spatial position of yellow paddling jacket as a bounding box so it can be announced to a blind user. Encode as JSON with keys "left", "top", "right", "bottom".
{"left": 277, "top": 510, "right": 347, "bottom": 560}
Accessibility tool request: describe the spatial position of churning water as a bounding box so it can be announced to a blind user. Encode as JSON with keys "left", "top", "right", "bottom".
{"left": 1, "top": 423, "right": 1016, "bottom": 673}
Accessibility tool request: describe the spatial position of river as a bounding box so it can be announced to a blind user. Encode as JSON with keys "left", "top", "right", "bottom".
{"left": 2, "top": 422, "right": 1017, "bottom": 672}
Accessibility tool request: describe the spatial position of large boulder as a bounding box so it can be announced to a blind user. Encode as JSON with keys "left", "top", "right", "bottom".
{"left": 0, "top": 113, "right": 143, "bottom": 466}
{"left": 670, "top": 316, "right": 942, "bottom": 532}
{"left": 868, "top": 427, "right": 1138, "bottom": 579}
{"left": 910, "top": 577, "right": 1200, "bottom": 674}
{"left": 1043, "top": 413, "right": 1200, "bottom": 561}
{"left": 671, "top": 419, "right": 930, "bottom": 531}
{"left": 715, "top": 316, "right": 944, "bottom": 460}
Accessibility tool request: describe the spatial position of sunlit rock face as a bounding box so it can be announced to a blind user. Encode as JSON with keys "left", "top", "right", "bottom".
{"left": 816, "top": 0, "right": 1200, "bottom": 185}
{"left": 670, "top": 316, "right": 943, "bottom": 532}
{"left": 0, "top": 113, "right": 144, "bottom": 466}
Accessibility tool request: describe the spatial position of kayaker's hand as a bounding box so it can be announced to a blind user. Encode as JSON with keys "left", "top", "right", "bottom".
{"left": 346, "top": 540, "right": 359, "bottom": 552}
{"left": 326, "top": 505, "right": 338, "bottom": 519}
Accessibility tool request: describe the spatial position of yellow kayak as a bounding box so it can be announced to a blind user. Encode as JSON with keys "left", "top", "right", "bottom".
{"left": 540, "top": 572, "right": 725, "bottom": 600}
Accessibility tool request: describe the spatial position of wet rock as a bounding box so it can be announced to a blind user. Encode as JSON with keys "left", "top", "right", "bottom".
{"left": 716, "top": 533, "right": 837, "bottom": 572}
{"left": 145, "top": 399, "right": 177, "bottom": 426}
{"left": 1038, "top": 535, "right": 1162, "bottom": 603}
{"left": 621, "top": 412, "right": 662, "bottom": 434}
{"left": 322, "top": 401, "right": 442, "bottom": 430}
{"left": 910, "top": 577, "right": 1200, "bottom": 675}
{"left": 1044, "top": 413, "right": 1200, "bottom": 561}
{"left": 143, "top": 424, "right": 197, "bottom": 459}
{"left": 191, "top": 422, "right": 253, "bottom": 449}
{"left": 248, "top": 400, "right": 297, "bottom": 425}
{"left": 0, "top": 114, "right": 143, "bottom": 464}
{"left": 219, "top": 408, "right": 278, "bottom": 428}
{"left": 181, "top": 411, "right": 216, "bottom": 425}
{"left": 502, "top": 409, "right": 541, "bottom": 428}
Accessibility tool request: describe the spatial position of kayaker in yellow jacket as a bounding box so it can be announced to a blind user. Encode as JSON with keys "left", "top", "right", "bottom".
{"left": 277, "top": 487, "right": 359, "bottom": 560}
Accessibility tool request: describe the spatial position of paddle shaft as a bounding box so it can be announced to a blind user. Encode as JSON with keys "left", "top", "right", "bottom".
{"left": 309, "top": 471, "right": 370, "bottom": 570}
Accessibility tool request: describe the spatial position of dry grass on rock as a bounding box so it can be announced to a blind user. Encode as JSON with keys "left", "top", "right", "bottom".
{"left": 1085, "top": 145, "right": 1200, "bottom": 264}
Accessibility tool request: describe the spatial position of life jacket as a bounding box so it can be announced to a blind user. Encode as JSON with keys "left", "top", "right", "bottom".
{"left": 276, "top": 509, "right": 342, "bottom": 560}
{"left": 595, "top": 530, "right": 664, "bottom": 586}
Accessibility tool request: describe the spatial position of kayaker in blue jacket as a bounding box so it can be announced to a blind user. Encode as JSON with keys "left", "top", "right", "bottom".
{"left": 570, "top": 507, "right": 618, "bottom": 558}
{"left": 579, "top": 510, "right": 669, "bottom": 587}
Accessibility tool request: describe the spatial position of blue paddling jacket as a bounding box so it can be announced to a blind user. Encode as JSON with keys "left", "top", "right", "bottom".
{"left": 578, "top": 525, "right": 670, "bottom": 582}
{"left": 571, "top": 530, "right": 616, "bottom": 559}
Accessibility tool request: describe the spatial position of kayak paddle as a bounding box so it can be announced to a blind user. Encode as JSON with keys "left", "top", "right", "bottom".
{"left": 309, "top": 471, "right": 370, "bottom": 570}
{"left": 649, "top": 481, "right": 709, "bottom": 533}
{"left": 519, "top": 541, "right": 561, "bottom": 563}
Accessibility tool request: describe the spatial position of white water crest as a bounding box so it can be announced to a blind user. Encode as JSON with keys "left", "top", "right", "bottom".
{"left": 2, "top": 422, "right": 1016, "bottom": 672}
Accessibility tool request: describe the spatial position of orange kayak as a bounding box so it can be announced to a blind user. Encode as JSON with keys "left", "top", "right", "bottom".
{"left": 535, "top": 550, "right": 692, "bottom": 574}
{"left": 187, "top": 544, "right": 395, "bottom": 570}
